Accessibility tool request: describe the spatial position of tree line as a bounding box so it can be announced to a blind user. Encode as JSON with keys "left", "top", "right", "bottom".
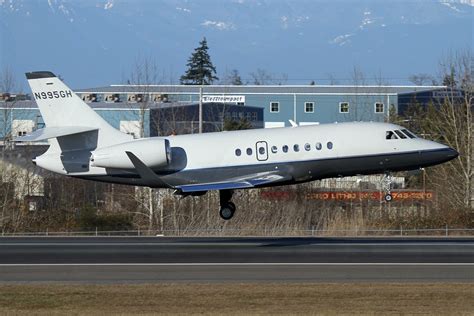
{"left": 0, "top": 46, "right": 472, "bottom": 235}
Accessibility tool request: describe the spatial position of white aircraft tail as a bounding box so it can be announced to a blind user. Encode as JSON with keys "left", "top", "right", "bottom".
{"left": 25, "top": 71, "right": 132, "bottom": 149}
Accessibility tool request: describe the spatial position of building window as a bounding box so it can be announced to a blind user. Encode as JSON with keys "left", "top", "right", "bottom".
{"left": 304, "top": 102, "right": 314, "bottom": 113}
{"left": 270, "top": 102, "right": 280, "bottom": 113}
{"left": 375, "top": 102, "right": 384, "bottom": 113}
{"left": 339, "top": 102, "right": 349, "bottom": 113}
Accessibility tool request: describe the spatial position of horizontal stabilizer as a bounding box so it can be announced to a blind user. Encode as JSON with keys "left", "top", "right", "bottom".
{"left": 14, "top": 126, "right": 98, "bottom": 142}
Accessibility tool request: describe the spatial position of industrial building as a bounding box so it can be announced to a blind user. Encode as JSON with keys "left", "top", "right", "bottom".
{"left": 0, "top": 83, "right": 449, "bottom": 215}
{"left": 0, "top": 84, "right": 443, "bottom": 139}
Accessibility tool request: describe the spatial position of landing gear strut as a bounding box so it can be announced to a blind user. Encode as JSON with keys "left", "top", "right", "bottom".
{"left": 219, "top": 190, "right": 235, "bottom": 220}
{"left": 382, "top": 173, "right": 393, "bottom": 202}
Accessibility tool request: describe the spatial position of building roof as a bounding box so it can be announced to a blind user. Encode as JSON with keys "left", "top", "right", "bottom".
{"left": 0, "top": 100, "right": 263, "bottom": 110}
{"left": 77, "top": 84, "right": 445, "bottom": 95}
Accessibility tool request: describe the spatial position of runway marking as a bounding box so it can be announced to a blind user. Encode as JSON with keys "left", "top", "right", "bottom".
{"left": 0, "top": 263, "right": 473, "bottom": 267}
{"left": 0, "top": 243, "right": 473, "bottom": 246}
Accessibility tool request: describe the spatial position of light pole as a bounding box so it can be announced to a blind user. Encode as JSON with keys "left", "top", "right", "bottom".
{"left": 199, "top": 86, "right": 203, "bottom": 133}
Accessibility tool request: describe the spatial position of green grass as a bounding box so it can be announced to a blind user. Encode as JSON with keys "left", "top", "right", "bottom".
{"left": 0, "top": 283, "right": 473, "bottom": 315}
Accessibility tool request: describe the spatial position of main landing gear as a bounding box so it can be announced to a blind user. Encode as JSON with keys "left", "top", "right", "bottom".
{"left": 219, "top": 190, "right": 236, "bottom": 220}
{"left": 382, "top": 173, "right": 393, "bottom": 202}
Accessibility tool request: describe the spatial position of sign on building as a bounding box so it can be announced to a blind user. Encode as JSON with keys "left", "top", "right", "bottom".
{"left": 201, "top": 95, "right": 245, "bottom": 103}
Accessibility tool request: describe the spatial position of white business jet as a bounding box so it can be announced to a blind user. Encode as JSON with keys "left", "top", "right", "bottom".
{"left": 17, "top": 71, "right": 458, "bottom": 220}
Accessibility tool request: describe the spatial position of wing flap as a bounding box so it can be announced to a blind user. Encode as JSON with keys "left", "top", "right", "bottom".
{"left": 176, "top": 172, "right": 291, "bottom": 193}
{"left": 14, "top": 126, "right": 98, "bottom": 142}
{"left": 177, "top": 181, "right": 253, "bottom": 193}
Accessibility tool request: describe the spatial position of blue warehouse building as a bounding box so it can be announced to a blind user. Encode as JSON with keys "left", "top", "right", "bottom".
{"left": 0, "top": 84, "right": 443, "bottom": 140}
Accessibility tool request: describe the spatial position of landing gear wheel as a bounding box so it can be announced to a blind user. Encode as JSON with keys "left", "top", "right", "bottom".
{"left": 219, "top": 203, "right": 235, "bottom": 220}
{"left": 384, "top": 193, "right": 393, "bottom": 202}
{"left": 219, "top": 190, "right": 236, "bottom": 220}
{"left": 227, "top": 201, "right": 236, "bottom": 212}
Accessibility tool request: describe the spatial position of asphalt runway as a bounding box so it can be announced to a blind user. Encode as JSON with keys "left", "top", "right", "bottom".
{"left": 0, "top": 237, "right": 472, "bottom": 283}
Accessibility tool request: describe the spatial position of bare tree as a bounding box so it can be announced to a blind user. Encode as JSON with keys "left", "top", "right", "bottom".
{"left": 249, "top": 68, "right": 273, "bottom": 85}
{"left": 409, "top": 73, "right": 436, "bottom": 86}
{"left": 325, "top": 73, "right": 340, "bottom": 85}
{"left": 221, "top": 69, "right": 243, "bottom": 85}
{"left": 0, "top": 67, "right": 19, "bottom": 142}
{"left": 249, "top": 69, "right": 288, "bottom": 85}
{"left": 408, "top": 50, "right": 473, "bottom": 213}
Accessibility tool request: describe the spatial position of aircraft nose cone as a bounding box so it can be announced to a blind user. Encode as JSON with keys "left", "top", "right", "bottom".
{"left": 446, "top": 147, "right": 459, "bottom": 160}
{"left": 435, "top": 147, "right": 459, "bottom": 164}
{"left": 419, "top": 146, "right": 458, "bottom": 168}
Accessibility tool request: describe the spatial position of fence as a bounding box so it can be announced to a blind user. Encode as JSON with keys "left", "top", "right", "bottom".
{"left": 1, "top": 227, "right": 474, "bottom": 237}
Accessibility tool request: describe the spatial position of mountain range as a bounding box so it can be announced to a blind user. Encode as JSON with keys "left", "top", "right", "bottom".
{"left": 1, "top": 0, "right": 473, "bottom": 89}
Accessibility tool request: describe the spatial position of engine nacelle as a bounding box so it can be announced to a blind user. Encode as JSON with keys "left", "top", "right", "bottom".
{"left": 90, "top": 138, "right": 171, "bottom": 169}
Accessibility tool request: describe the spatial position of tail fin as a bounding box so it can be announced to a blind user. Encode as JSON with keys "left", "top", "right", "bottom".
{"left": 26, "top": 71, "right": 132, "bottom": 149}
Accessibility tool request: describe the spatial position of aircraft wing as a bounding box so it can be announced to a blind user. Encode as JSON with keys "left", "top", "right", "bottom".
{"left": 176, "top": 172, "right": 291, "bottom": 193}
{"left": 14, "top": 126, "right": 98, "bottom": 142}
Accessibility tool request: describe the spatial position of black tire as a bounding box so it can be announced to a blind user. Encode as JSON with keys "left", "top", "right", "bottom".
{"left": 219, "top": 205, "right": 234, "bottom": 220}
{"left": 384, "top": 193, "right": 393, "bottom": 202}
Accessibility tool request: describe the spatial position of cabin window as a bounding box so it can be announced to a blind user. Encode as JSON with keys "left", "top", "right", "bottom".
{"left": 339, "top": 102, "right": 349, "bottom": 113}
{"left": 327, "top": 142, "right": 333, "bottom": 149}
{"left": 294, "top": 144, "right": 300, "bottom": 152}
{"left": 235, "top": 149, "right": 241, "bottom": 156}
{"left": 270, "top": 102, "right": 280, "bottom": 113}
{"left": 282, "top": 145, "right": 289, "bottom": 153}
{"left": 246, "top": 148, "right": 253, "bottom": 155}
{"left": 375, "top": 102, "right": 384, "bottom": 113}
{"left": 386, "top": 131, "right": 398, "bottom": 140}
{"left": 304, "top": 143, "right": 311, "bottom": 151}
{"left": 402, "top": 129, "right": 416, "bottom": 139}
{"left": 394, "top": 130, "right": 407, "bottom": 139}
{"left": 271, "top": 146, "right": 278, "bottom": 153}
{"left": 305, "top": 102, "right": 314, "bottom": 113}
{"left": 259, "top": 147, "right": 266, "bottom": 155}
{"left": 315, "top": 142, "right": 322, "bottom": 150}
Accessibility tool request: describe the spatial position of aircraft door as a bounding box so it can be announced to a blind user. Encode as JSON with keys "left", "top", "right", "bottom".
{"left": 256, "top": 141, "right": 268, "bottom": 161}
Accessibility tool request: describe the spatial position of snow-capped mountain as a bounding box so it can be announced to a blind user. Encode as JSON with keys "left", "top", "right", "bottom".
{"left": 0, "top": 0, "right": 472, "bottom": 88}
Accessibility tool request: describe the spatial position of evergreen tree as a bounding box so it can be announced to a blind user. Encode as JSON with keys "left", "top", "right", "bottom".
{"left": 442, "top": 66, "right": 457, "bottom": 88}
{"left": 223, "top": 118, "right": 252, "bottom": 131}
{"left": 180, "top": 38, "right": 218, "bottom": 85}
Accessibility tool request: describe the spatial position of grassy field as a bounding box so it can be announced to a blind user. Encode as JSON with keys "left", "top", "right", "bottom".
{"left": 0, "top": 283, "right": 473, "bottom": 315}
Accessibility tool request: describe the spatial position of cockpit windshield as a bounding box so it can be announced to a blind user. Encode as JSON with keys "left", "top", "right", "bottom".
{"left": 394, "top": 130, "right": 407, "bottom": 139}
{"left": 401, "top": 129, "right": 417, "bottom": 139}
{"left": 386, "top": 129, "right": 417, "bottom": 140}
{"left": 386, "top": 131, "right": 398, "bottom": 140}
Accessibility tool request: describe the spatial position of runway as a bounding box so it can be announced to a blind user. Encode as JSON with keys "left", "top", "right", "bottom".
{"left": 0, "top": 237, "right": 472, "bottom": 283}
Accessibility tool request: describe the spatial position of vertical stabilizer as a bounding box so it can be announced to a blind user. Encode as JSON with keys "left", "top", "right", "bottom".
{"left": 25, "top": 71, "right": 132, "bottom": 149}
